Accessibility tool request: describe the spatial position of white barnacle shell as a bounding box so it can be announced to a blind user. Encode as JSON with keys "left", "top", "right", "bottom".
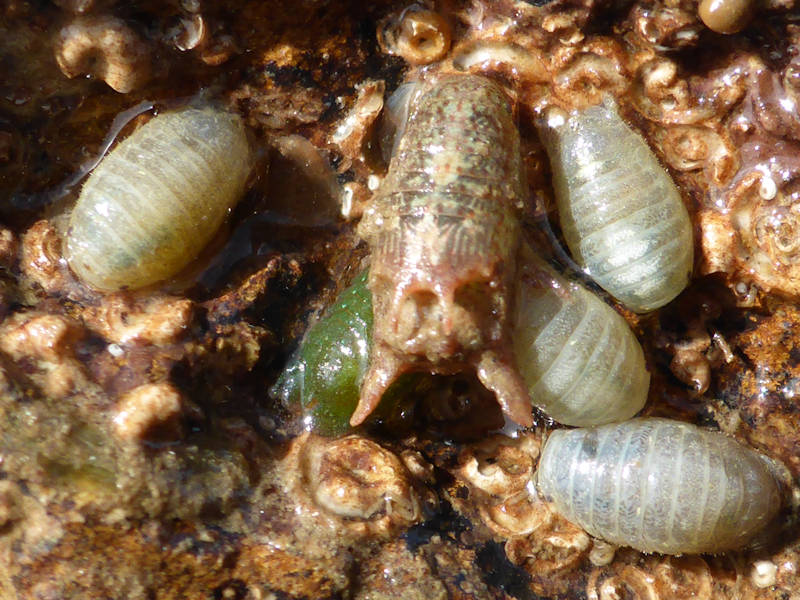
{"left": 512, "top": 252, "right": 649, "bottom": 426}
{"left": 536, "top": 418, "right": 782, "bottom": 554}
{"left": 65, "top": 106, "right": 252, "bottom": 291}
{"left": 539, "top": 101, "right": 693, "bottom": 312}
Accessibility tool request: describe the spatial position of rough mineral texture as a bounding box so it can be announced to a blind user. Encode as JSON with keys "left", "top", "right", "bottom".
{"left": 1, "top": 0, "right": 800, "bottom": 598}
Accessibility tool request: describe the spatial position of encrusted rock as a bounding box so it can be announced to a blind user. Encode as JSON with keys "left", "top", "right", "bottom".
{"left": 585, "top": 554, "right": 746, "bottom": 600}
{"left": 20, "top": 220, "right": 72, "bottom": 297}
{"left": 0, "top": 227, "right": 16, "bottom": 269}
{"left": 82, "top": 294, "right": 194, "bottom": 345}
{"left": 506, "top": 517, "right": 591, "bottom": 597}
{"left": 652, "top": 124, "right": 739, "bottom": 187}
{"left": 551, "top": 49, "right": 628, "bottom": 109}
{"left": 3, "top": 1, "right": 800, "bottom": 598}
{"left": 0, "top": 312, "right": 86, "bottom": 397}
{"left": 632, "top": 3, "right": 702, "bottom": 49}
{"left": 455, "top": 434, "right": 539, "bottom": 499}
{"left": 332, "top": 79, "right": 385, "bottom": 164}
{"left": 0, "top": 481, "right": 23, "bottom": 530}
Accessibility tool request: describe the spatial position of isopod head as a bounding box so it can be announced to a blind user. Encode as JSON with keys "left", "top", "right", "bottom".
{"left": 66, "top": 105, "right": 253, "bottom": 291}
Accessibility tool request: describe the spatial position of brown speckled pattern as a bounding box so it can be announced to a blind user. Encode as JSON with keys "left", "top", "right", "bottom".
{"left": 355, "top": 75, "right": 531, "bottom": 426}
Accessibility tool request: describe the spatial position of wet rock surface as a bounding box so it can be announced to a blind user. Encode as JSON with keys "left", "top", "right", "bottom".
{"left": 1, "top": 0, "right": 800, "bottom": 598}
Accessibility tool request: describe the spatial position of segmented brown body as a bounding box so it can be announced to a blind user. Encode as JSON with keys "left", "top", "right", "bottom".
{"left": 353, "top": 75, "right": 531, "bottom": 426}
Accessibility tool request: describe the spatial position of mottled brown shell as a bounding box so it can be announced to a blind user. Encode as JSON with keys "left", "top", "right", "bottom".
{"left": 353, "top": 75, "right": 530, "bottom": 426}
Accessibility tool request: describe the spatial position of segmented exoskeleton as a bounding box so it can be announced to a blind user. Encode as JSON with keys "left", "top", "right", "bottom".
{"left": 66, "top": 106, "right": 252, "bottom": 291}
{"left": 353, "top": 75, "right": 532, "bottom": 427}
{"left": 539, "top": 102, "right": 694, "bottom": 312}
{"left": 536, "top": 418, "right": 781, "bottom": 554}
{"left": 513, "top": 250, "right": 650, "bottom": 426}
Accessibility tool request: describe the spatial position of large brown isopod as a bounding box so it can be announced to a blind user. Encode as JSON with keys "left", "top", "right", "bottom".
{"left": 65, "top": 106, "right": 253, "bottom": 291}
{"left": 539, "top": 102, "right": 693, "bottom": 312}
{"left": 352, "top": 75, "right": 532, "bottom": 427}
{"left": 513, "top": 254, "right": 649, "bottom": 427}
{"left": 536, "top": 418, "right": 782, "bottom": 554}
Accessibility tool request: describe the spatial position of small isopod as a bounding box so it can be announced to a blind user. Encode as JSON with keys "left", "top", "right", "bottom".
{"left": 513, "top": 252, "right": 649, "bottom": 426}
{"left": 539, "top": 102, "right": 693, "bottom": 312}
{"left": 66, "top": 105, "right": 253, "bottom": 291}
{"left": 353, "top": 74, "right": 531, "bottom": 427}
{"left": 536, "top": 418, "right": 782, "bottom": 554}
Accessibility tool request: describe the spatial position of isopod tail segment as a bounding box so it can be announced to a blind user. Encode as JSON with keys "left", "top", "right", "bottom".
{"left": 350, "top": 264, "right": 534, "bottom": 428}
{"left": 350, "top": 338, "right": 533, "bottom": 427}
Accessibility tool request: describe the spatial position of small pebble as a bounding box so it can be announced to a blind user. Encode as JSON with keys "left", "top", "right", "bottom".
{"left": 698, "top": 0, "right": 755, "bottom": 34}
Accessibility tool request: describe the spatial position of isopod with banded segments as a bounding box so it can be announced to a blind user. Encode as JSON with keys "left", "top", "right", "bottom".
{"left": 513, "top": 250, "right": 650, "bottom": 427}
{"left": 65, "top": 105, "right": 253, "bottom": 291}
{"left": 536, "top": 418, "right": 782, "bottom": 554}
{"left": 538, "top": 101, "right": 694, "bottom": 313}
{"left": 353, "top": 74, "right": 533, "bottom": 427}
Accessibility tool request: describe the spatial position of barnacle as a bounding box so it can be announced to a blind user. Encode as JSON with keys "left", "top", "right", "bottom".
{"left": 704, "top": 169, "right": 800, "bottom": 296}
{"left": 652, "top": 124, "right": 739, "bottom": 187}
{"left": 290, "top": 433, "right": 425, "bottom": 537}
{"left": 379, "top": 6, "right": 452, "bottom": 65}
{"left": 631, "top": 57, "right": 746, "bottom": 125}
{"left": 586, "top": 556, "right": 709, "bottom": 600}
{"left": 552, "top": 53, "right": 628, "bottom": 109}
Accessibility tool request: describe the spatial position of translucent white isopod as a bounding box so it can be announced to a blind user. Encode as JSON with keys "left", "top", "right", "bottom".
{"left": 539, "top": 102, "right": 693, "bottom": 312}
{"left": 512, "top": 254, "right": 650, "bottom": 426}
{"left": 536, "top": 418, "right": 782, "bottom": 554}
{"left": 66, "top": 105, "right": 253, "bottom": 291}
